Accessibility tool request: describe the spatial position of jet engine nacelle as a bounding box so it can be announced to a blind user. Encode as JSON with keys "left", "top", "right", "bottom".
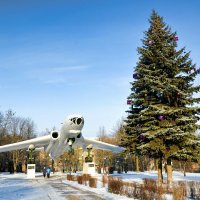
{"left": 51, "top": 131, "right": 60, "bottom": 140}
{"left": 45, "top": 131, "right": 60, "bottom": 154}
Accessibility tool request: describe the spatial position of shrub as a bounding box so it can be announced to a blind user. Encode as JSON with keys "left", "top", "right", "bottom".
{"left": 175, "top": 181, "right": 187, "bottom": 197}
{"left": 67, "top": 174, "right": 73, "bottom": 181}
{"left": 187, "top": 181, "right": 200, "bottom": 199}
{"left": 82, "top": 174, "right": 91, "bottom": 186}
{"left": 139, "top": 186, "right": 149, "bottom": 200}
{"left": 156, "top": 185, "right": 164, "bottom": 200}
{"left": 196, "top": 182, "right": 200, "bottom": 199}
{"left": 123, "top": 182, "right": 137, "bottom": 198}
{"left": 131, "top": 183, "right": 140, "bottom": 199}
{"left": 89, "top": 177, "right": 97, "bottom": 188}
{"left": 77, "top": 175, "right": 83, "bottom": 184}
{"left": 71, "top": 175, "right": 77, "bottom": 181}
{"left": 67, "top": 174, "right": 77, "bottom": 181}
{"left": 142, "top": 178, "right": 165, "bottom": 200}
{"left": 106, "top": 177, "right": 200, "bottom": 200}
{"left": 173, "top": 186, "right": 185, "bottom": 200}
{"left": 108, "top": 176, "right": 123, "bottom": 195}
{"left": 102, "top": 175, "right": 108, "bottom": 187}
{"left": 143, "top": 178, "right": 157, "bottom": 193}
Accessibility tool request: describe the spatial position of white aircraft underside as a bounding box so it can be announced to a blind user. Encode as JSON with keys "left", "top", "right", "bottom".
{"left": 0, "top": 114, "right": 125, "bottom": 159}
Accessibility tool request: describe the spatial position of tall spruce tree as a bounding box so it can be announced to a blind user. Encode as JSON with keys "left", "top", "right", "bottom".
{"left": 123, "top": 11, "right": 200, "bottom": 183}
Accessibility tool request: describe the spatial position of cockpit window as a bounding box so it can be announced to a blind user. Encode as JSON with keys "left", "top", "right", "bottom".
{"left": 70, "top": 118, "right": 76, "bottom": 123}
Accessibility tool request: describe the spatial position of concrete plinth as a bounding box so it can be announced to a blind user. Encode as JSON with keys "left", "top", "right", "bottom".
{"left": 27, "top": 164, "right": 36, "bottom": 178}
{"left": 83, "top": 162, "right": 96, "bottom": 175}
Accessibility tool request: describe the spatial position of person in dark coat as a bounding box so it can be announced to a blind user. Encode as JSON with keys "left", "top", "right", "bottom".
{"left": 46, "top": 167, "right": 51, "bottom": 178}
{"left": 43, "top": 167, "right": 46, "bottom": 178}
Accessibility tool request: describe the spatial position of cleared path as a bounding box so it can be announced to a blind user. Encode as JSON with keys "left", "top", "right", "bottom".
{"left": 35, "top": 176, "right": 105, "bottom": 200}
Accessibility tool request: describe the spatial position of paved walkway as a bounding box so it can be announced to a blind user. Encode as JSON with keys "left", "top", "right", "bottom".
{"left": 0, "top": 174, "right": 107, "bottom": 200}
{"left": 46, "top": 177, "right": 104, "bottom": 200}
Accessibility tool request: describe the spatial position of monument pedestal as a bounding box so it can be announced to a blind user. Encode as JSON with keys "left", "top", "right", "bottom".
{"left": 27, "top": 164, "right": 36, "bottom": 178}
{"left": 83, "top": 162, "right": 96, "bottom": 175}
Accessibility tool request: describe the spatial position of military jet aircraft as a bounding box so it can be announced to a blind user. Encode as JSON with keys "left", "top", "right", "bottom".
{"left": 0, "top": 114, "right": 125, "bottom": 159}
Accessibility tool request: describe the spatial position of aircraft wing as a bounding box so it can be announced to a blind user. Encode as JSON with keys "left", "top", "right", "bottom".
{"left": 84, "top": 138, "right": 125, "bottom": 153}
{"left": 0, "top": 135, "right": 51, "bottom": 153}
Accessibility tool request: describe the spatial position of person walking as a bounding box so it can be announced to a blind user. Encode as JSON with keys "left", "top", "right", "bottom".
{"left": 43, "top": 167, "right": 46, "bottom": 178}
{"left": 46, "top": 167, "right": 51, "bottom": 178}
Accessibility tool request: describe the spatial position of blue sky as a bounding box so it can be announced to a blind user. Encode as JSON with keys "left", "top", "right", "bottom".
{"left": 0, "top": 0, "right": 200, "bottom": 137}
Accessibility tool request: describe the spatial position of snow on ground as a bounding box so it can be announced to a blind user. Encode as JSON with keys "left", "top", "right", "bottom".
{"left": 62, "top": 171, "right": 200, "bottom": 199}
{"left": 0, "top": 171, "right": 199, "bottom": 200}
{"left": 62, "top": 174, "right": 131, "bottom": 200}
{"left": 111, "top": 170, "right": 200, "bottom": 184}
{"left": 0, "top": 172, "right": 66, "bottom": 200}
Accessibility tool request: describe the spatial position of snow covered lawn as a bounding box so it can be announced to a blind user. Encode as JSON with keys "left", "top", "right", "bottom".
{"left": 111, "top": 170, "right": 200, "bottom": 183}
{"left": 62, "top": 171, "right": 200, "bottom": 199}
{"left": 0, "top": 171, "right": 199, "bottom": 200}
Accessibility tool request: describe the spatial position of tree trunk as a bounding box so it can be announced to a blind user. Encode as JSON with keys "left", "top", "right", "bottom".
{"left": 52, "top": 159, "right": 55, "bottom": 174}
{"left": 22, "top": 160, "right": 26, "bottom": 173}
{"left": 135, "top": 155, "right": 139, "bottom": 172}
{"left": 157, "top": 156, "right": 163, "bottom": 184}
{"left": 12, "top": 152, "right": 17, "bottom": 173}
{"left": 179, "top": 162, "right": 182, "bottom": 171}
{"left": 183, "top": 162, "right": 186, "bottom": 176}
{"left": 166, "top": 158, "right": 172, "bottom": 184}
{"left": 154, "top": 159, "right": 158, "bottom": 170}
